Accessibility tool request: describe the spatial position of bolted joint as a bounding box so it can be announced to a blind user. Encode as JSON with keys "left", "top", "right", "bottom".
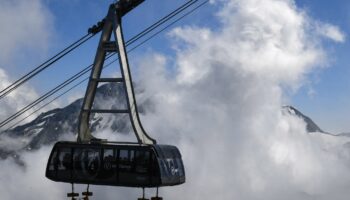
{"left": 88, "top": 19, "right": 106, "bottom": 34}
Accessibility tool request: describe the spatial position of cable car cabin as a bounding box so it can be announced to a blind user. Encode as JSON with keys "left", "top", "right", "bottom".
{"left": 46, "top": 141, "right": 185, "bottom": 188}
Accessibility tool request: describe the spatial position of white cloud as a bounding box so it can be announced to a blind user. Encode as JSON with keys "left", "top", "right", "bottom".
{"left": 316, "top": 23, "right": 346, "bottom": 43}
{"left": 138, "top": 0, "right": 350, "bottom": 199}
{"left": 0, "top": 69, "right": 39, "bottom": 128}
{"left": 0, "top": 0, "right": 54, "bottom": 128}
{"left": 0, "top": 0, "right": 53, "bottom": 64}
{"left": 0, "top": 147, "right": 68, "bottom": 200}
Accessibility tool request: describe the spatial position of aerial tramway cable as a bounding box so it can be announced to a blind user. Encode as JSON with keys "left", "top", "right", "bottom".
{"left": 0, "top": 0, "right": 209, "bottom": 130}
{"left": 0, "top": 0, "right": 198, "bottom": 101}
{"left": 2, "top": 0, "right": 209, "bottom": 130}
{"left": 126, "top": 0, "right": 198, "bottom": 45}
{"left": 0, "top": 33, "right": 94, "bottom": 100}
{"left": 5, "top": 59, "right": 117, "bottom": 130}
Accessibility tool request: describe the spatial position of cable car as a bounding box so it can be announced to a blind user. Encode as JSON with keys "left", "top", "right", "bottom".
{"left": 46, "top": 142, "right": 185, "bottom": 187}
{"left": 45, "top": 1, "right": 185, "bottom": 199}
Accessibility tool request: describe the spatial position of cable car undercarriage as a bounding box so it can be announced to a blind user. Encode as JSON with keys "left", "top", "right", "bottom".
{"left": 45, "top": 1, "right": 185, "bottom": 199}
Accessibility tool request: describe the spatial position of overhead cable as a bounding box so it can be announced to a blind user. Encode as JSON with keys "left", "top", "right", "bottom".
{"left": 0, "top": 33, "right": 94, "bottom": 100}
{"left": 0, "top": 0, "right": 198, "bottom": 101}
{"left": 1, "top": 0, "right": 210, "bottom": 130}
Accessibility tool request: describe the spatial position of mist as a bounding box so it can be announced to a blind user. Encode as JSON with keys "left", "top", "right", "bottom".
{"left": 1, "top": 0, "right": 350, "bottom": 199}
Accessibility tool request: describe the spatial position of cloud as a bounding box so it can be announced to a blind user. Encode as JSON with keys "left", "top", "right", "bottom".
{"left": 0, "top": 0, "right": 54, "bottom": 128}
{"left": 0, "top": 69, "right": 40, "bottom": 129}
{"left": 1, "top": 0, "right": 349, "bottom": 200}
{"left": 315, "top": 23, "right": 346, "bottom": 43}
{"left": 0, "top": 0, "right": 53, "bottom": 64}
{"left": 0, "top": 147, "right": 67, "bottom": 200}
{"left": 137, "top": 0, "right": 350, "bottom": 199}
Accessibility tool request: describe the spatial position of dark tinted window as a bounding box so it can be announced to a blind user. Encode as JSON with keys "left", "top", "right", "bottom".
{"left": 46, "top": 149, "right": 58, "bottom": 179}
{"left": 48, "top": 149, "right": 58, "bottom": 171}
{"left": 58, "top": 148, "right": 72, "bottom": 170}
{"left": 57, "top": 147, "right": 72, "bottom": 180}
{"left": 118, "top": 149, "right": 134, "bottom": 172}
{"left": 73, "top": 148, "right": 101, "bottom": 180}
{"left": 98, "top": 149, "right": 116, "bottom": 180}
{"left": 157, "top": 146, "right": 184, "bottom": 178}
{"left": 176, "top": 157, "right": 184, "bottom": 176}
{"left": 134, "top": 151, "right": 150, "bottom": 174}
{"left": 103, "top": 149, "right": 115, "bottom": 171}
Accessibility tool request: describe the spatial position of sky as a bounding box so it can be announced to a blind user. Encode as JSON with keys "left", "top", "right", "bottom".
{"left": 0, "top": 0, "right": 350, "bottom": 133}
{"left": 1, "top": 0, "right": 350, "bottom": 199}
{"left": 292, "top": 0, "right": 350, "bottom": 133}
{"left": 0, "top": 0, "right": 349, "bottom": 133}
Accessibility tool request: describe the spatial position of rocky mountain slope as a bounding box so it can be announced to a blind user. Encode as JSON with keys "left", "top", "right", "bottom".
{"left": 0, "top": 83, "right": 150, "bottom": 159}
{"left": 282, "top": 105, "right": 324, "bottom": 133}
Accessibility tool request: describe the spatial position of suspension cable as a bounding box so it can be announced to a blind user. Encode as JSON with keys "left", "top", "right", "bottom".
{"left": 0, "top": 33, "right": 94, "bottom": 100}
{"left": 0, "top": 0, "right": 198, "bottom": 101}
{"left": 128, "top": 0, "right": 209, "bottom": 53}
{"left": 5, "top": 58, "right": 118, "bottom": 131}
{"left": 126, "top": 0, "right": 198, "bottom": 45}
{"left": 1, "top": 0, "right": 210, "bottom": 130}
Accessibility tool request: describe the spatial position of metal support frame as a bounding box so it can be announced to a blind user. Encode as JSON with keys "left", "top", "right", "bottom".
{"left": 78, "top": 1, "right": 156, "bottom": 144}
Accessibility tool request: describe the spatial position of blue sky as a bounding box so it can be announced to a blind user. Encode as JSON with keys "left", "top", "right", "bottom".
{"left": 293, "top": 0, "right": 350, "bottom": 133}
{"left": 1, "top": 0, "right": 349, "bottom": 133}
{"left": 23, "top": 0, "right": 217, "bottom": 94}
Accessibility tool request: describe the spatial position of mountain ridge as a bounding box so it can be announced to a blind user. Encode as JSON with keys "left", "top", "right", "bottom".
{"left": 0, "top": 83, "right": 344, "bottom": 160}
{"left": 282, "top": 105, "right": 325, "bottom": 133}
{"left": 0, "top": 83, "right": 136, "bottom": 159}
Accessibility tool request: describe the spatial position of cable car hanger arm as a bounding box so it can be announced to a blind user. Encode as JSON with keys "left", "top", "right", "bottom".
{"left": 78, "top": 0, "right": 156, "bottom": 144}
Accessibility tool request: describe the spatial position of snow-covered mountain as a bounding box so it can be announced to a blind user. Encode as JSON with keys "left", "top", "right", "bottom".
{"left": 0, "top": 83, "right": 343, "bottom": 160}
{"left": 282, "top": 105, "right": 325, "bottom": 133}
{"left": 0, "top": 83, "right": 152, "bottom": 159}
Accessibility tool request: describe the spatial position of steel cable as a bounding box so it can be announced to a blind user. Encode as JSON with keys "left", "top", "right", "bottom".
{"left": 1, "top": 0, "right": 210, "bottom": 130}
{"left": 0, "top": 33, "right": 94, "bottom": 100}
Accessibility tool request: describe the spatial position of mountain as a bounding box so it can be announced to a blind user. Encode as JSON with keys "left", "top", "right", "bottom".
{"left": 282, "top": 105, "right": 325, "bottom": 133}
{"left": 0, "top": 83, "right": 151, "bottom": 159}
{"left": 0, "top": 83, "right": 341, "bottom": 160}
